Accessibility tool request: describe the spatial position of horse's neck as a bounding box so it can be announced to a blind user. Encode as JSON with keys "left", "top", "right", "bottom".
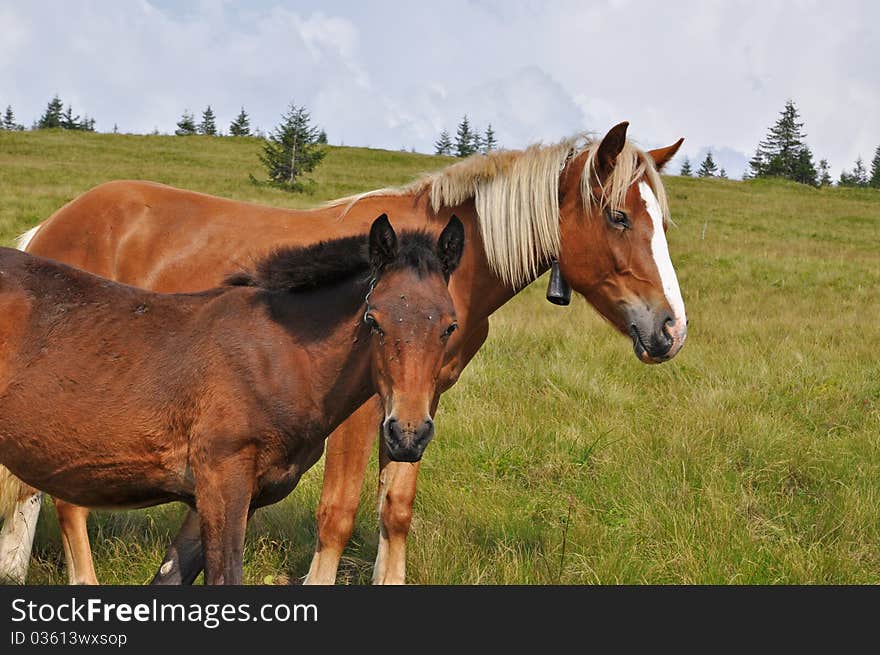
{"left": 269, "top": 279, "right": 375, "bottom": 434}
{"left": 274, "top": 195, "right": 548, "bottom": 322}
{"left": 439, "top": 201, "right": 551, "bottom": 322}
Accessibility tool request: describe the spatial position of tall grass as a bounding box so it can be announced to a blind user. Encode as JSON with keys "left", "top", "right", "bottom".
{"left": 1, "top": 130, "right": 878, "bottom": 583}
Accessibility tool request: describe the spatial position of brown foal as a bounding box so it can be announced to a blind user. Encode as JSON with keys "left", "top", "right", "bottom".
{"left": 0, "top": 215, "right": 463, "bottom": 584}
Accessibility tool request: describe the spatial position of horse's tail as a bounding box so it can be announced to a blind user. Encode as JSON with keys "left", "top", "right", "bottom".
{"left": 15, "top": 223, "right": 43, "bottom": 252}
{"left": 0, "top": 468, "right": 31, "bottom": 523}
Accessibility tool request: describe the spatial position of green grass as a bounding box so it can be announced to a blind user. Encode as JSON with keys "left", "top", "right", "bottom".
{"left": 1, "top": 130, "right": 879, "bottom": 584}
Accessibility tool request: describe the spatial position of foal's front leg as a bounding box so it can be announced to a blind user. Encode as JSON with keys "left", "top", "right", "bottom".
{"left": 194, "top": 457, "right": 253, "bottom": 585}
{"left": 373, "top": 450, "right": 420, "bottom": 585}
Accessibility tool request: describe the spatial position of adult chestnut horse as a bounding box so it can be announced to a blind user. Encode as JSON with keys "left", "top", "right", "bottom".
{"left": 0, "top": 216, "right": 463, "bottom": 584}
{"left": 0, "top": 122, "right": 686, "bottom": 585}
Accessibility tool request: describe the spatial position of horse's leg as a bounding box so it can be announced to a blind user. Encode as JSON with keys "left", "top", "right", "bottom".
{"left": 371, "top": 319, "right": 490, "bottom": 585}
{"left": 372, "top": 451, "right": 420, "bottom": 585}
{"left": 0, "top": 485, "right": 42, "bottom": 584}
{"left": 195, "top": 457, "right": 253, "bottom": 586}
{"left": 151, "top": 508, "right": 204, "bottom": 585}
{"left": 55, "top": 500, "right": 97, "bottom": 585}
{"left": 304, "top": 398, "right": 381, "bottom": 585}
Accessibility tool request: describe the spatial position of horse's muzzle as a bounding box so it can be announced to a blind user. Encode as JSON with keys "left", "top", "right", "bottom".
{"left": 629, "top": 311, "right": 687, "bottom": 364}
{"left": 382, "top": 416, "right": 435, "bottom": 462}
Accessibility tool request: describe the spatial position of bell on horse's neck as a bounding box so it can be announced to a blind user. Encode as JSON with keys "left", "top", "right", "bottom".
{"left": 546, "top": 259, "right": 571, "bottom": 306}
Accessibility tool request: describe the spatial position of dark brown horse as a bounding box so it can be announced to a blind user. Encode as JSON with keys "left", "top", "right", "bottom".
{"left": 0, "top": 215, "right": 463, "bottom": 584}
{"left": 0, "top": 122, "right": 686, "bottom": 584}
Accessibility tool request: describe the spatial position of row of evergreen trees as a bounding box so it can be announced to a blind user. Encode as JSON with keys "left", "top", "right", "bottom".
{"left": 3, "top": 95, "right": 329, "bottom": 194}
{"left": 2, "top": 96, "right": 96, "bottom": 132}
{"left": 175, "top": 105, "right": 328, "bottom": 143}
{"left": 435, "top": 115, "right": 497, "bottom": 157}
{"left": 680, "top": 100, "right": 880, "bottom": 188}
{"left": 679, "top": 152, "right": 728, "bottom": 179}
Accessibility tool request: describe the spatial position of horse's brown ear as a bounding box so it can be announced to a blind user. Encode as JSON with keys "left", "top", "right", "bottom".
{"left": 369, "top": 214, "right": 398, "bottom": 271}
{"left": 596, "top": 121, "right": 629, "bottom": 176}
{"left": 436, "top": 215, "right": 464, "bottom": 278}
{"left": 648, "top": 138, "right": 684, "bottom": 171}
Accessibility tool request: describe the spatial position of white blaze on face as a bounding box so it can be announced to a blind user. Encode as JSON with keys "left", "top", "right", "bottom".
{"left": 638, "top": 181, "right": 686, "bottom": 326}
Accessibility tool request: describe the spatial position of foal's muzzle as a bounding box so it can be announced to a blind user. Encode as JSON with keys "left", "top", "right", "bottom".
{"left": 382, "top": 416, "right": 435, "bottom": 462}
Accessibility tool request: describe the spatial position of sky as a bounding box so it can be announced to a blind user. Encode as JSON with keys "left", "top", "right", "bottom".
{"left": 1, "top": 0, "right": 878, "bottom": 179}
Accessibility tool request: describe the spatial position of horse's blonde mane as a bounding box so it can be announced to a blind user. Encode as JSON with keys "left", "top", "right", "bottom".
{"left": 330, "top": 134, "right": 670, "bottom": 288}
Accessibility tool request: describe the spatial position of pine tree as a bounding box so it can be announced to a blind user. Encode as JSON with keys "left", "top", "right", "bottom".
{"left": 198, "top": 106, "right": 217, "bottom": 136}
{"left": 258, "top": 102, "right": 326, "bottom": 190}
{"left": 748, "top": 100, "right": 817, "bottom": 185}
{"left": 434, "top": 129, "right": 453, "bottom": 156}
{"left": 851, "top": 157, "right": 868, "bottom": 186}
{"left": 316, "top": 129, "right": 328, "bottom": 144}
{"left": 3, "top": 105, "right": 22, "bottom": 131}
{"left": 471, "top": 128, "right": 483, "bottom": 155}
{"left": 697, "top": 151, "right": 718, "bottom": 177}
{"left": 838, "top": 157, "right": 868, "bottom": 188}
{"left": 60, "top": 105, "right": 80, "bottom": 130}
{"left": 37, "top": 95, "right": 65, "bottom": 129}
{"left": 175, "top": 110, "right": 197, "bottom": 136}
{"left": 792, "top": 145, "right": 818, "bottom": 186}
{"left": 113, "top": 123, "right": 119, "bottom": 134}
{"left": 229, "top": 107, "right": 251, "bottom": 137}
{"left": 679, "top": 157, "right": 692, "bottom": 177}
{"left": 869, "top": 145, "right": 880, "bottom": 189}
{"left": 483, "top": 124, "right": 497, "bottom": 152}
{"left": 817, "top": 159, "right": 833, "bottom": 187}
{"left": 718, "top": 168, "right": 728, "bottom": 179}
{"left": 454, "top": 115, "right": 475, "bottom": 158}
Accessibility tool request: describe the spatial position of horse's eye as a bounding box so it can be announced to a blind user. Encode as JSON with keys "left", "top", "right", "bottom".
{"left": 442, "top": 322, "right": 458, "bottom": 339}
{"left": 365, "top": 313, "right": 383, "bottom": 335}
{"left": 606, "top": 209, "right": 630, "bottom": 229}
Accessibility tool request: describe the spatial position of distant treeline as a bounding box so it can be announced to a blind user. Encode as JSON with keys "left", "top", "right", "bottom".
{"left": 7, "top": 96, "right": 877, "bottom": 189}
{"left": 434, "top": 115, "right": 497, "bottom": 157}
{"left": 1, "top": 95, "right": 95, "bottom": 132}
{"left": 678, "top": 100, "right": 880, "bottom": 188}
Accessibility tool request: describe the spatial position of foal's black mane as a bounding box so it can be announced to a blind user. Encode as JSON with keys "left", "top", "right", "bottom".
{"left": 225, "top": 230, "right": 444, "bottom": 292}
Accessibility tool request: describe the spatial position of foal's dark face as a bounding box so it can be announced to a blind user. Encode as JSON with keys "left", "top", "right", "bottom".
{"left": 366, "top": 270, "right": 457, "bottom": 462}
{"left": 364, "top": 214, "right": 464, "bottom": 462}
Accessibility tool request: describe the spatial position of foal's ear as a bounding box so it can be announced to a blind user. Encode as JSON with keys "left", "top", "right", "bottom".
{"left": 369, "top": 213, "right": 398, "bottom": 270}
{"left": 648, "top": 138, "right": 685, "bottom": 171}
{"left": 436, "top": 215, "right": 465, "bottom": 279}
{"left": 596, "top": 121, "right": 629, "bottom": 177}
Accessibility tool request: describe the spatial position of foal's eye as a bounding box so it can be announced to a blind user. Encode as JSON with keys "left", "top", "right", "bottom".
{"left": 605, "top": 209, "right": 630, "bottom": 229}
{"left": 442, "top": 322, "right": 458, "bottom": 339}
{"left": 365, "top": 313, "right": 383, "bottom": 335}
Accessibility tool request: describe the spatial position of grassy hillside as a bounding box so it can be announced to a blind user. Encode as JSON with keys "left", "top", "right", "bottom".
{"left": 1, "top": 130, "right": 879, "bottom": 584}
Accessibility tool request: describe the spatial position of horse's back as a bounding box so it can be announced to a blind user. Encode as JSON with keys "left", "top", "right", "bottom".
{"left": 28, "top": 180, "right": 319, "bottom": 292}
{"left": 26, "top": 180, "right": 402, "bottom": 294}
